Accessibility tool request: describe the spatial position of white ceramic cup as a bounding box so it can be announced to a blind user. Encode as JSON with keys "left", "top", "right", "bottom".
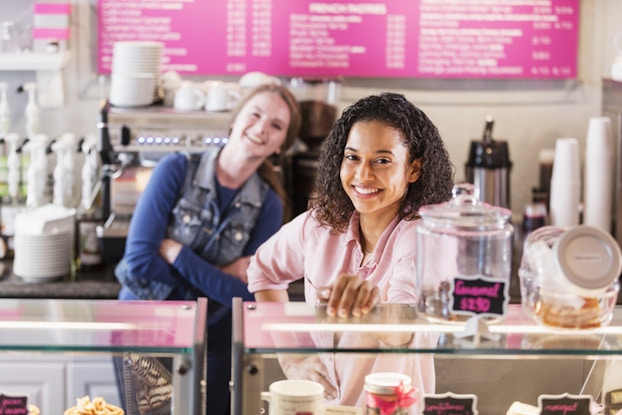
{"left": 159, "top": 70, "right": 183, "bottom": 107}
{"left": 261, "top": 380, "right": 324, "bottom": 415}
{"left": 174, "top": 82, "right": 205, "bottom": 111}
{"left": 206, "top": 83, "right": 240, "bottom": 112}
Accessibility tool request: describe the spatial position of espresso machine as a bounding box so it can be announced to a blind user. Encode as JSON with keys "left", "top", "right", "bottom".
{"left": 97, "top": 101, "right": 231, "bottom": 261}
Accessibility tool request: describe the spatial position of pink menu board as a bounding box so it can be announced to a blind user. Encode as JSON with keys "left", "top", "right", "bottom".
{"left": 98, "top": 0, "right": 579, "bottom": 79}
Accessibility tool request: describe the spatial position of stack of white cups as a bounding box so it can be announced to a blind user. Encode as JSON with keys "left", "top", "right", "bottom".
{"left": 583, "top": 116, "right": 614, "bottom": 232}
{"left": 549, "top": 137, "right": 581, "bottom": 226}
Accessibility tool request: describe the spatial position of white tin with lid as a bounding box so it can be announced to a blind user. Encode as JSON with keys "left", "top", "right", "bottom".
{"left": 551, "top": 225, "right": 622, "bottom": 296}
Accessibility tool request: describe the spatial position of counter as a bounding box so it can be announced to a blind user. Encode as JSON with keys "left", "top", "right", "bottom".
{"left": 0, "top": 260, "right": 121, "bottom": 299}
{"left": 0, "top": 259, "right": 305, "bottom": 300}
{"left": 0, "top": 257, "right": 617, "bottom": 304}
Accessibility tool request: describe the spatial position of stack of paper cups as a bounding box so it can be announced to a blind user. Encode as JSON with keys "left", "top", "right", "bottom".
{"left": 583, "top": 116, "right": 614, "bottom": 232}
{"left": 549, "top": 138, "right": 581, "bottom": 226}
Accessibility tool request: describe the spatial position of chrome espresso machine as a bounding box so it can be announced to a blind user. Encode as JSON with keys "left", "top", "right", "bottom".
{"left": 97, "top": 100, "right": 231, "bottom": 261}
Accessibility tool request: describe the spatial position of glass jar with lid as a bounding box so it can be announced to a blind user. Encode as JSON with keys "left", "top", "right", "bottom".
{"left": 416, "top": 183, "right": 514, "bottom": 323}
{"left": 519, "top": 225, "right": 621, "bottom": 329}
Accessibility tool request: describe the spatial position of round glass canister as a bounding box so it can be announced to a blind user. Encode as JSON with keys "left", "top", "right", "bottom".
{"left": 519, "top": 225, "right": 621, "bottom": 329}
{"left": 364, "top": 372, "right": 416, "bottom": 415}
{"left": 416, "top": 183, "right": 514, "bottom": 323}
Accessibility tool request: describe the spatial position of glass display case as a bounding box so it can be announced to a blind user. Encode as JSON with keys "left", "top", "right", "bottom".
{"left": 232, "top": 298, "right": 622, "bottom": 415}
{"left": 0, "top": 298, "right": 207, "bottom": 415}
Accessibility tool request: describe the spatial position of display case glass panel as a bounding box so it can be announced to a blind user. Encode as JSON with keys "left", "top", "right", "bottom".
{"left": 0, "top": 298, "right": 207, "bottom": 415}
{"left": 232, "top": 300, "right": 622, "bottom": 415}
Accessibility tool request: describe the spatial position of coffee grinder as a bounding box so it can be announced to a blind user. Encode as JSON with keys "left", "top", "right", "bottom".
{"left": 289, "top": 78, "right": 340, "bottom": 216}
{"left": 465, "top": 116, "right": 512, "bottom": 209}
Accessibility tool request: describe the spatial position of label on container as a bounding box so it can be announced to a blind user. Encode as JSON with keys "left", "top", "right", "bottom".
{"left": 538, "top": 393, "right": 592, "bottom": 415}
{"left": 423, "top": 392, "right": 478, "bottom": 415}
{"left": 449, "top": 275, "right": 509, "bottom": 318}
{"left": 0, "top": 394, "right": 28, "bottom": 415}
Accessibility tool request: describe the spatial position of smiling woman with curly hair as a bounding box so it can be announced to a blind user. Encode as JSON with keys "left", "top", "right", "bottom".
{"left": 247, "top": 92, "right": 455, "bottom": 413}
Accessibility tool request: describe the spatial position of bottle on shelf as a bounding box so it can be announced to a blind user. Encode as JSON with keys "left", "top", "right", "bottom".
{"left": 522, "top": 188, "right": 548, "bottom": 247}
{"left": 76, "top": 134, "right": 104, "bottom": 272}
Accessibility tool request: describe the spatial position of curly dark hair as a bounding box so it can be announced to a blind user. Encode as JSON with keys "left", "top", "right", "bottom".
{"left": 309, "top": 92, "right": 455, "bottom": 232}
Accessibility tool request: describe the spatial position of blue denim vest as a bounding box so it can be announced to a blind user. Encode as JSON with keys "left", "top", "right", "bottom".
{"left": 116, "top": 148, "right": 269, "bottom": 301}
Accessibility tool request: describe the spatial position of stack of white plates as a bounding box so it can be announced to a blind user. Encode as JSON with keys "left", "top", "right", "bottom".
{"left": 110, "top": 41, "right": 163, "bottom": 107}
{"left": 13, "top": 232, "right": 73, "bottom": 282}
{"left": 12, "top": 204, "right": 76, "bottom": 283}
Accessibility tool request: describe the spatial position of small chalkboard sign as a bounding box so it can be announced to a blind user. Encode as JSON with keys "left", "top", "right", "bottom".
{"left": 423, "top": 392, "right": 478, "bottom": 415}
{"left": 449, "top": 275, "right": 509, "bottom": 318}
{"left": 0, "top": 394, "right": 29, "bottom": 415}
{"left": 538, "top": 393, "right": 592, "bottom": 415}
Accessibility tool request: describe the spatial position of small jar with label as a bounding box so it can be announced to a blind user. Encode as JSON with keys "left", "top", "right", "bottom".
{"left": 364, "top": 372, "right": 416, "bottom": 415}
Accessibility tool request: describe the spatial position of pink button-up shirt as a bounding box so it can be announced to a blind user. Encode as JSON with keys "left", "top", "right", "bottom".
{"left": 247, "top": 210, "right": 418, "bottom": 303}
{"left": 247, "top": 210, "right": 436, "bottom": 414}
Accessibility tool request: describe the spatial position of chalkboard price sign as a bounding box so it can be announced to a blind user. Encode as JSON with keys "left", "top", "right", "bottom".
{"left": 423, "top": 392, "right": 478, "bottom": 415}
{"left": 539, "top": 393, "right": 593, "bottom": 415}
{"left": 0, "top": 394, "right": 28, "bottom": 415}
{"left": 450, "top": 275, "right": 509, "bottom": 318}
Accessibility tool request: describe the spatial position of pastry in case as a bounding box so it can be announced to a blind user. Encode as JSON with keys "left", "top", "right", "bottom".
{"left": 64, "top": 396, "right": 124, "bottom": 415}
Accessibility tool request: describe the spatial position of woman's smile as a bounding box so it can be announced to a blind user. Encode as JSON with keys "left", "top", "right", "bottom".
{"left": 245, "top": 132, "right": 264, "bottom": 145}
{"left": 352, "top": 185, "right": 382, "bottom": 197}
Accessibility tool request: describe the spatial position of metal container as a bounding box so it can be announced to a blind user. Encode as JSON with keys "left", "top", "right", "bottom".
{"left": 416, "top": 183, "right": 514, "bottom": 323}
{"left": 464, "top": 116, "right": 512, "bottom": 209}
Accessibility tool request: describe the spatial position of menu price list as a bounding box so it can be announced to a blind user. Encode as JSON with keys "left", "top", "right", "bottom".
{"left": 98, "top": 0, "right": 578, "bottom": 79}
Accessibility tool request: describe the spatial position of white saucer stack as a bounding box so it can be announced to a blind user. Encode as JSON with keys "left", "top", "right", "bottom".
{"left": 109, "top": 41, "right": 163, "bottom": 107}
{"left": 13, "top": 204, "right": 76, "bottom": 283}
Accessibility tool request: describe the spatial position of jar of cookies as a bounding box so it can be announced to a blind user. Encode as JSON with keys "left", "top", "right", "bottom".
{"left": 416, "top": 183, "right": 514, "bottom": 323}
{"left": 519, "top": 225, "right": 621, "bottom": 329}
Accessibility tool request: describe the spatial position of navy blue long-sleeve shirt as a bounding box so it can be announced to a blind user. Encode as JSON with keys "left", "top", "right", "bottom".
{"left": 118, "top": 152, "right": 283, "bottom": 305}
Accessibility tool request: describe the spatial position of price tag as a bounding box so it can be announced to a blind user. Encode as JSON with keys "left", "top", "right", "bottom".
{"left": 423, "top": 392, "right": 478, "bottom": 415}
{"left": 449, "top": 275, "right": 508, "bottom": 318}
{"left": 538, "top": 393, "right": 592, "bottom": 415}
{"left": 0, "top": 394, "right": 29, "bottom": 415}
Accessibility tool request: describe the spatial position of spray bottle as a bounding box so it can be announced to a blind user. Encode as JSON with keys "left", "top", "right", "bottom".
{"left": 19, "top": 83, "right": 38, "bottom": 140}
{"left": 77, "top": 134, "right": 103, "bottom": 269}
{"left": 5, "top": 133, "right": 21, "bottom": 205}
{"left": 24, "top": 134, "right": 49, "bottom": 209}
{"left": 2, "top": 133, "right": 23, "bottom": 257}
{"left": 80, "top": 134, "right": 100, "bottom": 213}
{"left": 0, "top": 83, "right": 11, "bottom": 201}
{"left": 0, "top": 82, "right": 9, "bottom": 138}
{"left": 52, "top": 133, "right": 77, "bottom": 208}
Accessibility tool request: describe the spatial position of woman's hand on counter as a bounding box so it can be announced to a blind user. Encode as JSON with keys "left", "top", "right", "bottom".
{"left": 318, "top": 274, "right": 380, "bottom": 318}
{"left": 159, "top": 238, "right": 183, "bottom": 264}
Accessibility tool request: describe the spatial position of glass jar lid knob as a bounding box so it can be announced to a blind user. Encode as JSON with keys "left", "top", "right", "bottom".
{"left": 450, "top": 182, "right": 480, "bottom": 207}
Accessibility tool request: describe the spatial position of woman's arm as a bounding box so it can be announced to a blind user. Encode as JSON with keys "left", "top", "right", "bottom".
{"left": 254, "top": 289, "right": 289, "bottom": 302}
{"left": 122, "top": 153, "right": 188, "bottom": 287}
{"left": 167, "top": 189, "right": 284, "bottom": 304}
{"left": 247, "top": 212, "right": 309, "bottom": 295}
